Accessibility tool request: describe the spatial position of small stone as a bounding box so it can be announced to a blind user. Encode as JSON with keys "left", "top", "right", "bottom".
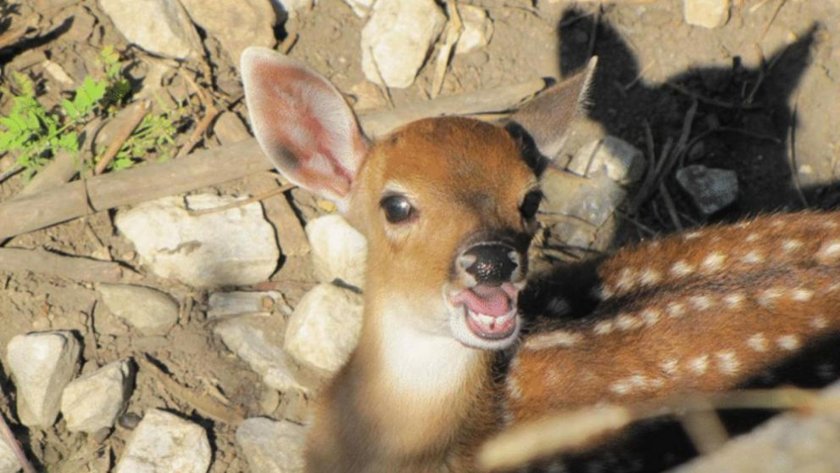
{"left": 683, "top": 0, "right": 730, "bottom": 28}
{"left": 566, "top": 136, "right": 645, "bottom": 185}
{"left": 180, "top": 0, "right": 276, "bottom": 68}
{"left": 214, "top": 318, "right": 309, "bottom": 393}
{"left": 115, "top": 194, "right": 280, "bottom": 288}
{"left": 0, "top": 435, "right": 21, "bottom": 473}
{"left": 212, "top": 112, "right": 252, "bottom": 146}
{"left": 361, "top": 0, "right": 446, "bottom": 88}
{"left": 99, "top": 0, "right": 202, "bottom": 60}
{"left": 284, "top": 283, "right": 363, "bottom": 374}
{"left": 455, "top": 5, "right": 494, "bottom": 55}
{"left": 115, "top": 409, "right": 211, "bottom": 473}
{"left": 98, "top": 284, "right": 179, "bottom": 335}
{"left": 236, "top": 417, "right": 306, "bottom": 473}
{"left": 6, "top": 331, "right": 81, "bottom": 428}
{"left": 343, "top": 0, "right": 376, "bottom": 17}
{"left": 676, "top": 165, "right": 739, "bottom": 215}
{"left": 207, "top": 291, "right": 290, "bottom": 319}
{"left": 60, "top": 360, "right": 132, "bottom": 433}
{"left": 541, "top": 173, "right": 627, "bottom": 228}
{"left": 306, "top": 214, "right": 367, "bottom": 288}
{"left": 349, "top": 81, "right": 388, "bottom": 112}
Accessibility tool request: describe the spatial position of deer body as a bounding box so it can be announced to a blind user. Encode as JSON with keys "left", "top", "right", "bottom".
{"left": 241, "top": 47, "right": 840, "bottom": 472}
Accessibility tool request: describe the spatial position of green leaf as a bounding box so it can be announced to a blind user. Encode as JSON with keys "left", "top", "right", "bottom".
{"left": 57, "top": 131, "right": 79, "bottom": 152}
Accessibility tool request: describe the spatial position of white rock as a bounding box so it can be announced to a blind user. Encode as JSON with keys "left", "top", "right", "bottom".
{"left": 284, "top": 283, "right": 363, "bottom": 373}
{"left": 115, "top": 409, "right": 210, "bottom": 473}
{"left": 115, "top": 195, "right": 279, "bottom": 288}
{"left": 236, "top": 417, "right": 306, "bottom": 473}
{"left": 215, "top": 318, "right": 309, "bottom": 393}
{"left": 0, "top": 436, "right": 21, "bottom": 473}
{"left": 343, "top": 0, "right": 376, "bottom": 17}
{"left": 676, "top": 165, "right": 738, "bottom": 215}
{"left": 99, "top": 0, "right": 202, "bottom": 60}
{"left": 208, "top": 291, "right": 290, "bottom": 319}
{"left": 683, "top": 0, "right": 730, "bottom": 28}
{"left": 60, "top": 360, "right": 132, "bottom": 433}
{"left": 6, "top": 331, "right": 80, "bottom": 428}
{"left": 306, "top": 214, "right": 367, "bottom": 288}
{"left": 566, "top": 136, "right": 645, "bottom": 185}
{"left": 98, "top": 284, "right": 179, "bottom": 335}
{"left": 361, "top": 0, "right": 445, "bottom": 88}
{"left": 455, "top": 5, "right": 493, "bottom": 55}
{"left": 180, "top": 0, "right": 276, "bottom": 68}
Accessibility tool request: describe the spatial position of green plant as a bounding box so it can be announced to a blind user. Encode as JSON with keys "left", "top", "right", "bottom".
{"left": 108, "top": 109, "right": 178, "bottom": 171}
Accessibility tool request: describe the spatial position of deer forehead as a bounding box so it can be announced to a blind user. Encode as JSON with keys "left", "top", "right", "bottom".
{"left": 364, "top": 117, "right": 536, "bottom": 209}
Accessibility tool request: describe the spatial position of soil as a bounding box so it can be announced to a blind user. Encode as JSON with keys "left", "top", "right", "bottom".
{"left": 0, "top": 0, "right": 839, "bottom": 472}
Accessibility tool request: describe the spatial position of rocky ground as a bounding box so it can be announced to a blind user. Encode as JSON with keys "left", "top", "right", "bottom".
{"left": 0, "top": 0, "right": 839, "bottom": 472}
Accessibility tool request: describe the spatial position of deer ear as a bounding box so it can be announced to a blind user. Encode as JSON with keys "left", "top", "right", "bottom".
{"left": 241, "top": 47, "right": 368, "bottom": 212}
{"left": 508, "top": 56, "right": 597, "bottom": 161}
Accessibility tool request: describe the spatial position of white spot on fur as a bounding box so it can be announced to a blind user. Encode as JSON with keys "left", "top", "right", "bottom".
{"left": 617, "top": 314, "right": 642, "bottom": 331}
{"left": 701, "top": 252, "right": 726, "bottom": 272}
{"left": 816, "top": 240, "right": 840, "bottom": 262}
{"left": 641, "top": 309, "right": 661, "bottom": 326}
{"left": 747, "top": 333, "right": 769, "bottom": 352}
{"left": 660, "top": 358, "right": 679, "bottom": 377}
{"left": 666, "top": 302, "right": 686, "bottom": 318}
{"left": 610, "top": 380, "right": 632, "bottom": 396}
{"left": 745, "top": 233, "right": 760, "bottom": 242}
{"left": 684, "top": 231, "right": 703, "bottom": 240}
{"left": 770, "top": 219, "right": 784, "bottom": 228}
{"left": 594, "top": 320, "right": 615, "bottom": 335}
{"left": 615, "top": 268, "right": 637, "bottom": 291}
{"left": 811, "top": 315, "right": 829, "bottom": 330}
{"left": 777, "top": 335, "right": 800, "bottom": 351}
{"left": 791, "top": 288, "right": 814, "bottom": 302}
{"left": 724, "top": 292, "right": 745, "bottom": 309}
{"left": 741, "top": 251, "right": 764, "bottom": 264}
{"left": 689, "top": 295, "right": 713, "bottom": 311}
{"left": 822, "top": 221, "right": 839, "bottom": 229}
{"left": 689, "top": 355, "right": 709, "bottom": 375}
{"left": 715, "top": 351, "right": 740, "bottom": 376}
{"left": 506, "top": 376, "right": 523, "bottom": 400}
{"left": 758, "top": 288, "right": 783, "bottom": 307}
{"left": 524, "top": 330, "right": 583, "bottom": 350}
{"left": 782, "top": 239, "right": 802, "bottom": 252}
{"left": 670, "top": 260, "right": 694, "bottom": 277}
{"left": 640, "top": 268, "right": 662, "bottom": 286}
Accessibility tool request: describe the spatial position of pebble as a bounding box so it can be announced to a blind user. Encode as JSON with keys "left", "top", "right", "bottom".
{"left": 306, "top": 214, "right": 367, "bottom": 288}
{"left": 98, "top": 284, "right": 179, "bottom": 335}
{"left": 284, "top": 283, "right": 364, "bottom": 373}
{"left": 683, "top": 0, "right": 730, "bottom": 28}
{"left": 115, "top": 194, "right": 279, "bottom": 288}
{"left": 236, "top": 417, "right": 307, "bottom": 473}
{"left": 6, "top": 331, "right": 81, "bottom": 428}
{"left": 60, "top": 360, "right": 132, "bottom": 433}
{"left": 114, "top": 409, "right": 211, "bottom": 473}
{"left": 676, "top": 164, "right": 738, "bottom": 215}
{"left": 456, "top": 5, "right": 494, "bottom": 55}
{"left": 208, "top": 291, "right": 290, "bottom": 319}
{"left": 360, "top": 0, "right": 446, "bottom": 88}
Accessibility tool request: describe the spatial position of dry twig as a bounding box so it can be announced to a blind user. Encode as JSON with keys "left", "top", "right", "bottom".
{"left": 431, "top": 0, "right": 463, "bottom": 98}
{"left": 94, "top": 100, "right": 151, "bottom": 175}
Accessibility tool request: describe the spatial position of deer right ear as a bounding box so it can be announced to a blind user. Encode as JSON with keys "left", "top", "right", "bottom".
{"left": 508, "top": 57, "right": 597, "bottom": 161}
{"left": 241, "top": 47, "right": 368, "bottom": 212}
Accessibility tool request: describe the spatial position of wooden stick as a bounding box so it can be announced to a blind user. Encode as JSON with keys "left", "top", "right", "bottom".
{"left": 94, "top": 100, "right": 151, "bottom": 175}
{"left": 0, "top": 247, "right": 138, "bottom": 283}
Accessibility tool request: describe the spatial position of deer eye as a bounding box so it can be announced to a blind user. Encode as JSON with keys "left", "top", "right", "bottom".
{"left": 520, "top": 190, "right": 543, "bottom": 220}
{"left": 380, "top": 194, "right": 414, "bottom": 223}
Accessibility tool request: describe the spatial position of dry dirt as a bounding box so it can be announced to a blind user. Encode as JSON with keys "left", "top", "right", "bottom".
{"left": 0, "top": 0, "right": 839, "bottom": 472}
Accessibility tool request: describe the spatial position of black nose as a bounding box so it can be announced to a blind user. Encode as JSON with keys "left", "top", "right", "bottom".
{"left": 459, "top": 243, "right": 519, "bottom": 284}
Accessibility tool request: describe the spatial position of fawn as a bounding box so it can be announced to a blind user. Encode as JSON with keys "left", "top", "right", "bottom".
{"left": 241, "top": 47, "right": 840, "bottom": 472}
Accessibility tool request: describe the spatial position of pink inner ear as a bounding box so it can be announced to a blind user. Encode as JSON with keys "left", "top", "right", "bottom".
{"left": 245, "top": 51, "right": 367, "bottom": 204}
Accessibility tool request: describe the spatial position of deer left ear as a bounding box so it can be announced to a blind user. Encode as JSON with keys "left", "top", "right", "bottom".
{"left": 241, "top": 47, "right": 369, "bottom": 212}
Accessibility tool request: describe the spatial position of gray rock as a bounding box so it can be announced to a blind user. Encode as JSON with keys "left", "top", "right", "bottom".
{"left": 676, "top": 165, "right": 738, "bottom": 215}
{"left": 115, "top": 409, "right": 211, "bottom": 473}
{"left": 306, "top": 214, "right": 367, "bottom": 288}
{"left": 98, "top": 284, "right": 179, "bottom": 335}
{"left": 284, "top": 283, "right": 363, "bottom": 374}
{"left": 683, "top": 0, "right": 730, "bottom": 28}
{"left": 115, "top": 195, "right": 279, "bottom": 288}
{"left": 215, "top": 318, "right": 309, "bottom": 393}
{"left": 60, "top": 360, "right": 132, "bottom": 433}
{"left": 236, "top": 417, "right": 306, "bottom": 473}
{"left": 566, "top": 136, "right": 645, "bottom": 185}
{"left": 361, "top": 0, "right": 446, "bottom": 88}
{"left": 208, "top": 291, "right": 290, "bottom": 319}
{"left": 180, "top": 0, "right": 276, "bottom": 69}
{"left": 455, "top": 5, "right": 493, "bottom": 55}
{"left": 6, "top": 331, "right": 81, "bottom": 428}
{"left": 542, "top": 173, "right": 627, "bottom": 229}
{"left": 99, "top": 0, "right": 202, "bottom": 60}
{"left": 0, "top": 436, "right": 21, "bottom": 473}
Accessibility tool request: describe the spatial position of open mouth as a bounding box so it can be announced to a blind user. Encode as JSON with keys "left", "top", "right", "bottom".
{"left": 450, "top": 282, "right": 520, "bottom": 341}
